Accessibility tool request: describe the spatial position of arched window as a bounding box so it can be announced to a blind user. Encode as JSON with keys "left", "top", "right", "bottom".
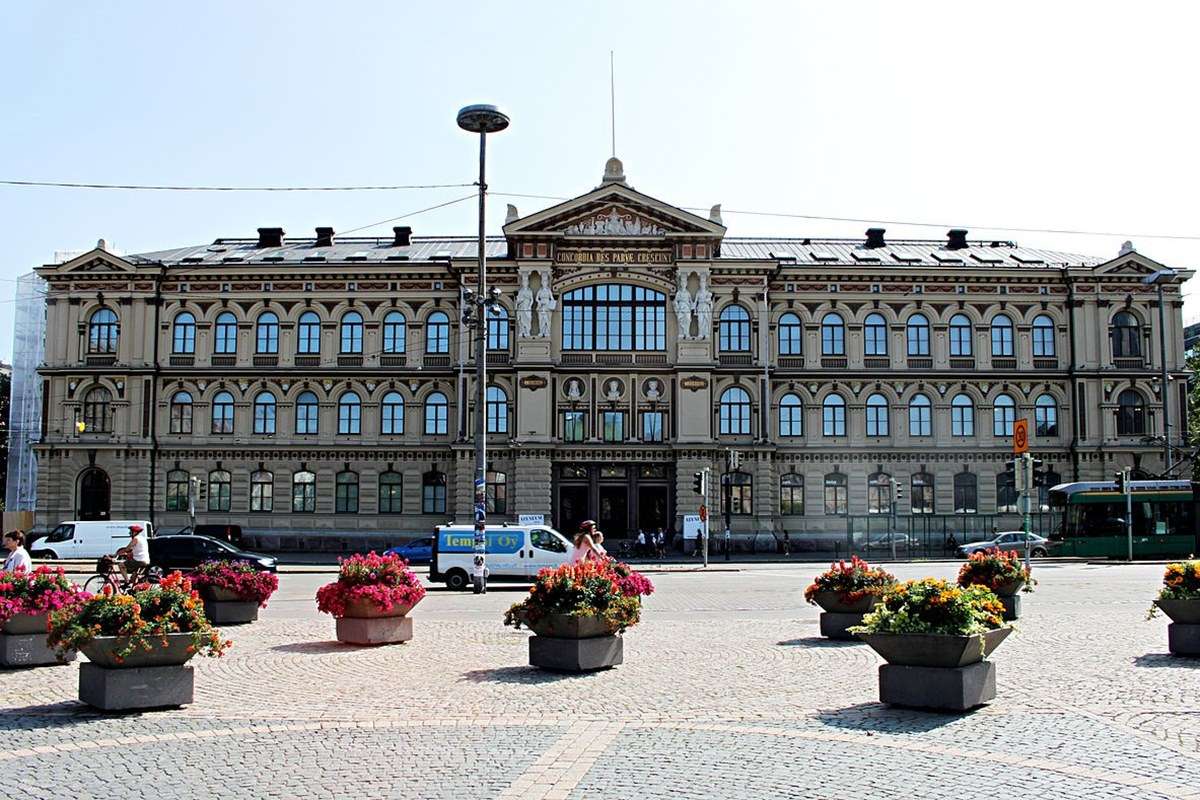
{"left": 83, "top": 387, "right": 112, "bottom": 433}
{"left": 211, "top": 391, "right": 234, "bottom": 434}
{"left": 823, "top": 472, "right": 848, "bottom": 516}
{"left": 338, "top": 392, "right": 361, "bottom": 435}
{"left": 169, "top": 391, "right": 193, "bottom": 434}
{"left": 295, "top": 391, "right": 319, "bottom": 435}
{"left": 172, "top": 312, "right": 196, "bottom": 354}
{"left": 383, "top": 311, "right": 407, "bottom": 354}
{"left": 906, "top": 313, "right": 930, "bottom": 357}
{"left": 718, "top": 305, "right": 752, "bottom": 352}
{"left": 381, "top": 391, "right": 405, "bottom": 435}
{"left": 996, "top": 472, "right": 1017, "bottom": 513}
{"left": 422, "top": 470, "right": 447, "bottom": 514}
{"left": 822, "top": 394, "right": 846, "bottom": 436}
{"left": 719, "top": 387, "right": 751, "bottom": 435}
{"left": 253, "top": 391, "right": 276, "bottom": 435}
{"left": 207, "top": 469, "right": 231, "bottom": 512}
{"left": 292, "top": 471, "right": 316, "bottom": 513}
{"left": 990, "top": 314, "right": 1014, "bottom": 357}
{"left": 779, "top": 394, "right": 803, "bottom": 437}
{"left": 954, "top": 472, "right": 978, "bottom": 514}
{"left": 425, "top": 311, "right": 449, "bottom": 354}
{"left": 866, "top": 393, "right": 889, "bottom": 437}
{"left": 214, "top": 312, "right": 238, "bottom": 355}
{"left": 778, "top": 313, "right": 803, "bottom": 356}
{"left": 340, "top": 311, "right": 363, "bottom": 354}
{"left": 864, "top": 313, "right": 887, "bottom": 356}
{"left": 335, "top": 471, "right": 359, "bottom": 513}
{"left": 487, "top": 470, "right": 507, "bottom": 514}
{"left": 250, "top": 470, "right": 273, "bottom": 512}
{"left": 780, "top": 473, "right": 804, "bottom": 515}
{"left": 424, "top": 392, "right": 448, "bottom": 435}
{"left": 561, "top": 284, "right": 666, "bottom": 350}
{"left": 992, "top": 394, "right": 1015, "bottom": 437}
{"left": 1111, "top": 311, "right": 1141, "bottom": 359}
{"left": 1035, "top": 394, "right": 1058, "bottom": 437}
{"left": 379, "top": 472, "right": 403, "bottom": 514}
{"left": 297, "top": 311, "right": 321, "bottom": 355}
{"left": 949, "top": 314, "right": 972, "bottom": 357}
{"left": 821, "top": 313, "right": 845, "bottom": 356}
{"left": 165, "top": 469, "right": 189, "bottom": 512}
{"left": 487, "top": 307, "right": 510, "bottom": 351}
{"left": 908, "top": 394, "right": 932, "bottom": 437}
{"left": 486, "top": 386, "right": 508, "bottom": 434}
{"left": 951, "top": 393, "right": 974, "bottom": 436}
{"left": 88, "top": 308, "right": 119, "bottom": 354}
{"left": 1032, "top": 315, "right": 1055, "bottom": 357}
{"left": 867, "top": 472, "right": 892, "bottom": 515}
{"left": 720, "top": 471, "right": 753, "bottom": 516}
{"left": 911, "top": 471, "right": 934, "bottom": 514}
{"left": 256, "top": 312, "right": 279, "bottom": 354}
{"left": 1117, "top": 389, "right": 1146, "bottom": 435}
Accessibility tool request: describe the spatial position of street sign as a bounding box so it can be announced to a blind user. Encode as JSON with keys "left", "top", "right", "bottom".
{"left": 518, "top": 514, "right": 545, "bottom": 526}
{"left": 1013, "top": 418, "right": 1029, "bottom": 454}
{"left": 699, "top": 504, "right": 707, "bottom": 522}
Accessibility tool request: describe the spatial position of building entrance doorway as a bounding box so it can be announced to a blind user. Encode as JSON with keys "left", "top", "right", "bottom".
{"left": 599, "top": 486, "right": 628, "bottom": 540}
{"left": 552, "top": 463, "right": 674, "bottom": 540}
{"left": 78, "top": 467, "right": 111, "bottom": 521}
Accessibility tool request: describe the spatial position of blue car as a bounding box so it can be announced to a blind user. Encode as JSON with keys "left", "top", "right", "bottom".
{"left": 384, "top": 537, "right": 433, "bottom": 565}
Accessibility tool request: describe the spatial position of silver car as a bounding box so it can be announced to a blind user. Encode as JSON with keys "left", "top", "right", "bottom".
{"left": 957, "top": 531, "right": 1049, "bottom": 558}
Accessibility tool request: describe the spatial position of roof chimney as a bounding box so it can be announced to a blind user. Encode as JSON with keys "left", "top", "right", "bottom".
{"left": 947, "top": 229, "right": 968, "bottom": 250}
{"left": 865, "top": 228, "right": 886, "bottom": 249}
{"left": 314, "top": 227, "right": 334, "bottom": 247}
{"left": 392, "top": 226, "right": 412, "bottom": 247}
{"left": 256, "top": 227, "right": 284, "bottom": 248}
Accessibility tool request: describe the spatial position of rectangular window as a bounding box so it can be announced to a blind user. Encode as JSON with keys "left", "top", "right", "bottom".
{"left": 251, "top": 475, "right": 273, "bottom": 512}
{"left": 1077, "top": 384, "right": 1087, "bottom": 438}
{"left": 379, "top": 476, "right": 403, "bottom": 514}
{"left": 602, "top": 411, "right": 625, "bottom": 443}
{"left": 336, "top": 478, "right": 359, "bottom": 514}
{"left": 563, "top": 411, "right": 586, "bottom": 442}
{"left": 865, "top": 325, "right": 887, "bottom": 356}
{"left": 641, "top": 411, "right": 664, "bottom": 442}
{"left": 954, "top": 477, "right": 978, "bottom": 514}
{"left": 911, "top": 475, "right": 934, "bottom": 514}
{"left": 422, "top": 483, "right": 446, "bottom": 514}
{"left": 823, "top": 478, "right": 847, "bottom": 516}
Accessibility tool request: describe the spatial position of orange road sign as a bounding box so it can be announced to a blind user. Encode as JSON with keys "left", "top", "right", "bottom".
{"left": 699, "top": 505, "right": 708, "bottom": 522}
{"left": 1013, "top": 418, "right": 1029, "bottom": 454}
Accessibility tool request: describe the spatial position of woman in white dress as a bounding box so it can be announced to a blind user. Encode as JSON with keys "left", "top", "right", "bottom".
{"left": 572, "top": 520, "right": 608, "bottom": 563}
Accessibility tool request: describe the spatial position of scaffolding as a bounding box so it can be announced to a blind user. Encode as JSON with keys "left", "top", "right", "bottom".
{"left": 6, "top": 272, "right": 47, "bottom": 511}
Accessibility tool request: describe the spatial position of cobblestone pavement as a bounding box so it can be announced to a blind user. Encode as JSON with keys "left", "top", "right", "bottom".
{"left": 1, "top": 562, "right": 1198, "bottom": 799}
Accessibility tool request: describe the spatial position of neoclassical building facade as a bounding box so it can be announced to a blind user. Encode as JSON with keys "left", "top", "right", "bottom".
{"left": 32, "top": 160, "right": 1192, "bottom": 547}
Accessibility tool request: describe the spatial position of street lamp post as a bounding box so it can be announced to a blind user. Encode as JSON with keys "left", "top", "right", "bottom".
{"left": 1142, "top": 269, "right": 1177, "bottom": 474}
{"left": 456, "top": 104, "right": 509, "bottom": 595}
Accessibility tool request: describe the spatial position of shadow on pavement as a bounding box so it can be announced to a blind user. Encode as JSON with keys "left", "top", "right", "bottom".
{"left": 777, "top": 637, "right": 860, "bottom": 649}
{"left": 815, "top": 702, "right": 974, "bottom": 732}
{"left": 0, "top": 701, "right": 105, "bottom": 726}
{"left": 1131, "top": 652, "right": 1199, "bottom": 668}
{"left": 460, "top": 666, "right": 582, "bottom": 685}
{"left": 271, "top": 640, "right": 368, "bottom": 655}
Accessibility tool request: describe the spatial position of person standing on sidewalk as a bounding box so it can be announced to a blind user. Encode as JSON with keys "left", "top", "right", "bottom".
{"left": 3, "top": 530, "right": 32, "bottom": 572}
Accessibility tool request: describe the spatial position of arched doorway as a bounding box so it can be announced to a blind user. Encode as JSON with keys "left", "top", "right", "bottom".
{"left": 78, "top": 467, "right": 111, "bottom": 521}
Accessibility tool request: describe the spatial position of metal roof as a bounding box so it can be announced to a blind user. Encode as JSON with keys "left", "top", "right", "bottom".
{"left": 129, "top": 236, "right": 509, "bottom": 267}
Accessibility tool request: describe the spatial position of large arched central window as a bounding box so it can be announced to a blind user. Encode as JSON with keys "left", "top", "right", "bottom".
{"left": 88, "top": 308, "right": 119, "bottom": 354}
{"left": 561, "top": 284, "right": 666, "bottom": 351}
{"left": 719, "top": 387, "right": 751, "bottom": 435}
{"left": 718, "top": 305, "right": 752, "bottom": 352}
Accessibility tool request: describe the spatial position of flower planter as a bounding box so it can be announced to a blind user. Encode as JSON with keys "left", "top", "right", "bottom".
{"left": 1, "top": 614, "right": 75, "bottom": 668}
{"left": 3, "top": 613, "right": 50, "bottom": 635}
{"left": 857, "top": 627, "right": 1012, "bottom": 668}
{"left": 529, "top": 633, "right": 623, "bottom": 672}
{"left": 859, "top": 628, "right": 1011, "bottom": 712}
{"left": 78, "top": 633, "right": 197, "bottom": 711}
{"left": 525, "top": 613, "right": 621, "bottom": 639}
{"left": 203, "top": 599, "right": 259, "bottom": 626}
{"left": 1155, "top": 599, "right": 1200, "bottom": 656}
{"left": 1155, "top": 598, "right": 1200, "bottom": 625}
{"left": 342, "top": 598, "right": 418, "bottom": 619}
{"left": 811, "top": 591, "right": 878, "bottom": 614}
{"left": 991, "top": 579, "right": 1025, "bottom": 597}
{"left": 81, "top": 632, "right": 197, "bottom": 669}
{"left": 334, "top": 599, "right": 419, "bottom": 646}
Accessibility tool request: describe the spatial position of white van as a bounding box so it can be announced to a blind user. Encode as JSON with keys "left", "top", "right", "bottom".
{"left": 30, "top": 520, "right": 155, "bottom": 560}
{"left": 430, "top": 523, "right": 574, "bottom": 590}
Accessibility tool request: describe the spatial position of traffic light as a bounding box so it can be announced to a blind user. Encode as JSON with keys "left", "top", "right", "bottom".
{"left": 692, "top": 471, "right": 706, "bottom": 495}
{"left": 1030, "top": 459, "right": 1047, "bottom": 488}
{"left": 893, "top": 482, "right": 904, "bottom": 504}
{"left": 728, "top": 449, "right": 740, "bottom": 470}
{"left": 1114, "top": 469, "right": 1127, "bottom": 494}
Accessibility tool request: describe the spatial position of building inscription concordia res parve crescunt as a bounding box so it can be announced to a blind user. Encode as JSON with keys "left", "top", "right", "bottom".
{"left": 30, "top": 157, "right": 1192, "bottom": 550}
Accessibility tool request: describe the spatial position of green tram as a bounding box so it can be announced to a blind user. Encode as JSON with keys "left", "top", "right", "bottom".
{"left": 1047, "top": 480, "right": 1198, "bottom": 559}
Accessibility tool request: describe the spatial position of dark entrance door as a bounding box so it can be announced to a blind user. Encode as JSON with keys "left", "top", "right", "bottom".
{"left": 78, "top": 467, "right": 111, "bottom": 521}
{"left": 638, "top": 485, "right": 669, "bottom": 532}
{"left": 558, "top": 484, "right": 589, "bottom": 539}
{"left": 598, "top": 485, "right": 628, "bottom": 540}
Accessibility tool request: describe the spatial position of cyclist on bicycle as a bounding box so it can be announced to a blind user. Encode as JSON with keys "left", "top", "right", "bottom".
{"left": 112, "top": 524, "right": 151, "bottom": 583}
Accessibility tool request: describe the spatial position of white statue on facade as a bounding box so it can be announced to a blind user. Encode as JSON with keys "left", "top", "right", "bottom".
{"left": 606, "top": 380, "right": 622, "bottom": 401}
{"left": 515, "top": 273, "right": 534, "bottom": 338}
{"left": 566, "top": 378, "right": 583, "bottom": 400}
{"left": 535, "top": 270, "right": 556, "bottom": 338}
{"left": 693, "top": 274, "right": 713, "bottom": 340}
{"left": 673, "top": 272, "right": 695, "bottom": 340}
{"left": 645, "top": 379, "right": 661, "bottom": 401}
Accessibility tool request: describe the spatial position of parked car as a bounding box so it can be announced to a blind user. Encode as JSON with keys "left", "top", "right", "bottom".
{"left": 957, "top": 531, "right": 1050, "bottom": 558}
{"left": 174, "top": 523, "right": 243, "bottom": 546}
{"left": 863, "top": 533, "right": 914, "bottom": 551}
{"left": 384, "top": 537, "right": 433, "bottom": 565}
{"left": 150, "top": 534, "right": 277, "bottom": 573}
{"left": 29, "top": 519, "right": 155, "bottom": 560}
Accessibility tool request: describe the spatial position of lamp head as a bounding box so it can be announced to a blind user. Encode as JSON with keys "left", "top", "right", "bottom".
{"left": 456, "top": 104, "right": 510, "bottom": 134}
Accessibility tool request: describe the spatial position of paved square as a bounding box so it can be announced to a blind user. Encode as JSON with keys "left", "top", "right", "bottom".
{"left": 1, "top": 561, "right": 1198, "bottom": 799}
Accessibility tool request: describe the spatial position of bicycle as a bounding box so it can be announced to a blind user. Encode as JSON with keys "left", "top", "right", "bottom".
{"left": 83, "top": 555, "right": 160, "bottom": 594}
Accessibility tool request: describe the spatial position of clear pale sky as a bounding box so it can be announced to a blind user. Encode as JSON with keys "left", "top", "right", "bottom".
{"left": 2, "top": 2, "right": 1198, "bottom": 359}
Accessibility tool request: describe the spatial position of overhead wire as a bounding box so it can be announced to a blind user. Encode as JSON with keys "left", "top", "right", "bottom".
{"left": 0, "top": 179, "right": 475, "bottom": 192}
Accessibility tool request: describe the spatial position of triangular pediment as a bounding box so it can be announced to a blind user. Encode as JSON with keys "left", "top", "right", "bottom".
{"left": 55, "top": 248, "right": 137, "bottom": 274}
{"left": 1093, "top": 250, "right": 1176, "bottom": 278}
{"left": 503, "top": 181, "right": 726, "bottom": 239}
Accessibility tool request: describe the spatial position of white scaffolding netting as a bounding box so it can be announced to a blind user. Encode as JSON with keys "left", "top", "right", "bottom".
{"left": 6, "top": 272, "right": 46, "bottom": 511}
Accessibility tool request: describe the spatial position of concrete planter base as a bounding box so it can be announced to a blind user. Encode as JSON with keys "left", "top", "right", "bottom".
{"left": 203, "top": 600, "right": 259, "bottom": 626}
{"left": 879, "top": 661, "right": 997, "bottom": 711}
{"left": 529, "top": 634, "right": 623, "bottom": 672}
{"left": 0, "top": 633, "right": 74, "bottom": 668}
{"left": 79, "top": 663, "right": 194, "bottom": 711}
{"left": 1167, "top": 623, "right": 1200, "bottom": 656}
{"left": 819, "top": 612, "right": 865, "bottom": 640}
{"left": 1000, "top": 594, "right": 1022, "bottom": 621}
{"left": 336, "top": 615, "right": 413, "bottom": 646}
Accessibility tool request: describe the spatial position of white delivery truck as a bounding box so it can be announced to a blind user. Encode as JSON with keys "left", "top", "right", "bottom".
{"left": 29, "top": 520, "right": 155, "bottom": 560}
{"left": 430, "top": 523, "right": 574, "bottom": 590}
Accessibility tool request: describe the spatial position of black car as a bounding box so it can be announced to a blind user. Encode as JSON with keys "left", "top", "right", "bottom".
{"left": 174, "top": 524, "right": 243, "bottom": 546}
{"left": 150, "top": 534, "right": 277, "bottom": 573}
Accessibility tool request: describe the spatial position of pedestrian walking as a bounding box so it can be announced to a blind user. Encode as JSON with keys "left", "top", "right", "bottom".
{"left": 2, "top": 530, "right": 32, "bottom": 572}
{"left": 636, "top": 529, "right": 647, "bottom": 558}
{"left": 572, "top": 520, "right": 604, "bottom": 563}
{"left": 782, "top": 530, "right": 791, "bottom": 557}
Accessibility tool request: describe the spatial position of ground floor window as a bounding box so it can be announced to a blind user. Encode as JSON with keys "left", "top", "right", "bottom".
{"left": 911, "top": 472, "right": 934, "bottom": 514}
{"left": 423, "top": 471, "right": 447, "bottom": 514}
{"left": 336, "top": 471, "right": 359, "bottom": 514}
{"left": 208, "top": 470, "right": 231, "bottom": 512}
{"left": 166, "top": 470, "right": 188, "bottom": 511}
{"left": 954, "top": 472, "right": 978, "bottom": 514}
{"left": 720, "top": 471, "right": 753, "bottom": 516}
{"left": 379, "top": 472, "right": 403, "bottom": 514}
{"left": 487, "top": 470, "right": 507, "bottom": 514}
{"left": 292, "top": 471, "right": 316, "bottom": 513}
{"left": 250, "top": 470, "right": 273, "bottom": 512}
{"left": 823, "top": 473, "right": 847, "bottom": 516}
{"left": 867, "top": 472, "right": 892, "bottom": 515}
{"left": 780, "top": 473, "right": 804, "bottom": 515}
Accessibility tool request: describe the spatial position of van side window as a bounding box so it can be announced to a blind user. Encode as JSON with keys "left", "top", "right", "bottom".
{"left": 47, "top": 524, "right": 74, "bottom": 543}
{"left": 530, "top": 529, "right": 566, "bottom": 553}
